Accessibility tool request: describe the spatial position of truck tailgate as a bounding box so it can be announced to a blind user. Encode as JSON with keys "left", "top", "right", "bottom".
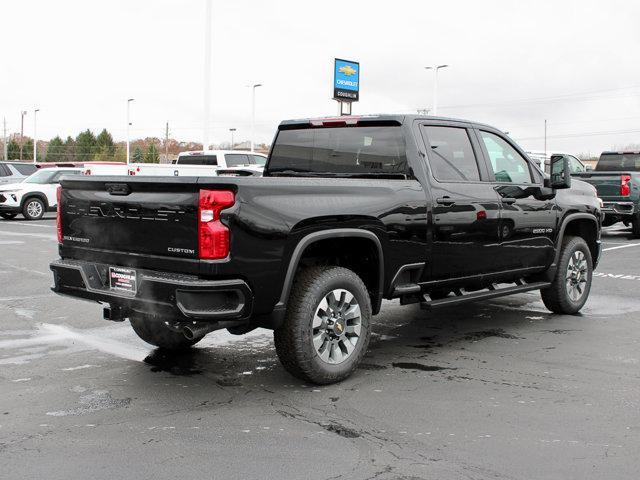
{"left": 573, "top": 172, "right": 626, "bottom": 199}
{"left": 60, "top": 176, "right": 199, "bottom": 260}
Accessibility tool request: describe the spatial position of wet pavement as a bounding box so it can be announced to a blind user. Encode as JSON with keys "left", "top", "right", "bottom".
{"left": 1, "top": 215, "right": 640, "bottom": 479}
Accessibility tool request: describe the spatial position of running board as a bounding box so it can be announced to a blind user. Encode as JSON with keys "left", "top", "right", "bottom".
{"left": 420, "top": 281, "right": 550, "bottom": 310}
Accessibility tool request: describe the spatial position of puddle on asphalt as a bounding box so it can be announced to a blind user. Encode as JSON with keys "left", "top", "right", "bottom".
{"left": 392, "top": 362, "right": 454, "bottom": 372}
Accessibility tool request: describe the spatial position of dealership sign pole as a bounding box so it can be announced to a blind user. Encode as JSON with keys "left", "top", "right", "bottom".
{"left": 333, "top": 58, "right": 359, "bottom": 116}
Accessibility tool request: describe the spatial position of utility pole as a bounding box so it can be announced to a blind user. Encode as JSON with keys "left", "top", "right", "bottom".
{"left": 203, "top": 0, "right": 212, "bottom": 151}
{"left": 19, "top": 111, "right": 26, "bottom": 161}
{"left": 33, "top": 108, "right": 39, "bottom": 163}
{"left": 2, "top": 118, "right": 7, "bottom": 161}
{"left": 424, "top": 65, "right": 449, "bottom": 115}
{"left": 165, "top": 121, "right": 169, "bottom": 163}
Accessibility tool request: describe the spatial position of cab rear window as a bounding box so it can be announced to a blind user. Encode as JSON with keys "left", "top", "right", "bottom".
{"left": 268, "top": 126, "right": 407, "bottom": 175}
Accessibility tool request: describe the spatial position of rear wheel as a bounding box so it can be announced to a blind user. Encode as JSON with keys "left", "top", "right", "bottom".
{"left": 0, "top": 213, "right": 17, "bottom": 220}
{"left": 631, "top": 214, "right": 640, "bottom": 238}
{"left": 541, "top": 236, "right": 592, "bottom": 314}
{"left": 129, "top": 314, "right": 204, "bottom": 350}
{"left": 22, "top": 197, "right": 45, "bottom": 220}
{"left": 274, "top": 266, "right": 371, "bottom": 384}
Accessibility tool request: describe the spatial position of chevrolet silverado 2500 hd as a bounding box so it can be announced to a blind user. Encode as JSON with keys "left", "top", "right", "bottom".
{"left": 50, "top": 115, "right": 602, "bottom": 384}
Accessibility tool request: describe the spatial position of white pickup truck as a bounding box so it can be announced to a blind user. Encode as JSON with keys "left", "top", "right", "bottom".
{"left": 83, "top": 150, "right": 267, "bottom": 177}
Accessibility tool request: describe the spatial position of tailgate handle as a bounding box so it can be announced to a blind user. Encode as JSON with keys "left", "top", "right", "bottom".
{"left": 106, "top": 183, "right": 131, "bottom": 196}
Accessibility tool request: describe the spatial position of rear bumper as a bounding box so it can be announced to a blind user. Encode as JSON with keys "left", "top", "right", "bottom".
{"left": 50, "top": 258, "right": 253, "bottom": 323}
{"left": 602, "top": 201, "right": 635, "bottom": 217}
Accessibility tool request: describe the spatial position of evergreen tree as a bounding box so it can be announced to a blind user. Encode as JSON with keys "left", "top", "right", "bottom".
{"left": 7, "top": 139, "right": 20, "bottom": 160}
{"left": 132, "top": 146, "right": 143, "bottom": 163}
{"left": 63, "top": 136, "right": 76, "bottom": 162}
{"left": 46, "top": 136, "right": 65, "bottom": 162}
{"left": 22, "top": 139, "right": 34, "bottom": 161}
{"left": 144, "top": 143, "right": 159, "bottom": 163}
{"left": 75, "top": 129, "right": 97, "bottom": 162}
{"left": 96, "top": 128, "right": 115, "bottom": 158}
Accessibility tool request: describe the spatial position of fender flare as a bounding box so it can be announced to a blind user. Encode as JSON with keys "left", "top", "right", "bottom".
{"left": 552, "top": 212, "right": 600, "bottom": 267}
{"left": 275, "top": 228, "right": 385, "bottom": 314}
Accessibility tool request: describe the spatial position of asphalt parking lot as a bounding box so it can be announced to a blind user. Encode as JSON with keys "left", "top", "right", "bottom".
{"left": 1, "top": 215, "right": 640, "bottom": 480}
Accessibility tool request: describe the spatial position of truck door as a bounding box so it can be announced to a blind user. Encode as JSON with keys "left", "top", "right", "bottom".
{"left": 419, "top": 123, "right": 503, "bottom": 281}
{"left": 475, "top": 129, "right": 557, "bottom": 272}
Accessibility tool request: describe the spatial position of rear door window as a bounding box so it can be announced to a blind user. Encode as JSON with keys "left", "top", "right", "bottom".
{"left": 225, "top": 154, "right": 251, "bottom": 167}
{"left": 13, "top": 164, "right": 38, "bottom": 175}
{"left": 421, "top": 126, "right": 481, "bottom": 182}
{"left": 252, "top": 155, "right": 266, "bottom": 166}
{"left": 480, "top": 131, "right": 533, "bottom": 183}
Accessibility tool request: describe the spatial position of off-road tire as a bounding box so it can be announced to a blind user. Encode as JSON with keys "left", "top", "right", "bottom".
{"left": 0, "top": 213, "right": 17, "bottom": 220}
{"left": 274, "top": 266, "right": 372, "bottom": 384}
{"left": 22, "top": 197, "right": 45, "bottom": 220}
{"left": 129, "top": 314, "right": 204, "bottom": 350}
{"left": 631, "top": 214, "right": 640, "bottom": 238}
{"left": 541, "top": 235, "right": 592, "bottom": 314}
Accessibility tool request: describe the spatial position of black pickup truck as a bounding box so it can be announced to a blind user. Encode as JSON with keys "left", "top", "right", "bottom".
{"left": 50, "top": 115, "right": 602, "bottom": 384}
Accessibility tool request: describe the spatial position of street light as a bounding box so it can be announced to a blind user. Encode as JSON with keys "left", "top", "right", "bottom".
{"left": 33, "top": 108, "right": 39, "bottom": 163}
{"left": 250, "top": 83, "right": 262, "bottom": 153}
{"left": 229, "top": 128, "right": 236, "bottom": 150}
{"left": 424, "top": 65, "right": 449, "bottom": 115}
{"left": 126, "top": 98, "right": 134, "bottom": 164}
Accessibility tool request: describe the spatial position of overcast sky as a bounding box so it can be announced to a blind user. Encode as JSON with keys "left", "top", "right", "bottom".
{"left": 2, "top": 0, "right": 640, "bottom": 155}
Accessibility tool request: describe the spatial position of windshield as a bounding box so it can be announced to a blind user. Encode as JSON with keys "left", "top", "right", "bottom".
{"left": 596, "top": 153, "right": 640, "bottom": 171}
{"left": 268, "top": 126, "right": 408, "bottom": 176}
{"left": 23, "top": 170, "right": 58, "bottom": 184}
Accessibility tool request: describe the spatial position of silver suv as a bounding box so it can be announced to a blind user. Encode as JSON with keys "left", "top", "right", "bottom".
{"left": 0, "top": 162, "right": 39, "bottom": 185}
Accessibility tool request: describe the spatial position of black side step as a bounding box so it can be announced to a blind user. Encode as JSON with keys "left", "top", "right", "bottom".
{"left": 420, "top": 281, "right": 550, "bottom": 310}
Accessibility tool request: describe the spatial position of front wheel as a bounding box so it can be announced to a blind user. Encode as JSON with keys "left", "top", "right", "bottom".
{"left": 274, "top": 266, "right": 372, "bottom": 384}
{"left": 129, "top": 314, "right": 204, "bottom": 350}
{"left": 0, "top": 212, "right": 17, "bottom": 220}
{"left": 22, "top": 197, "right": 45, "bottom": 220}
{"left": 541, "top": 235, "right": 592, "bottom": 314}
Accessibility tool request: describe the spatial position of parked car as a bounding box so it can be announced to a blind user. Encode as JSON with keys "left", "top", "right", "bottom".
{"left": 0, "top": 161, "right": 39, "bottom": 185}
{"left": 573, "top": 151, "right": 640, "bottom": 234}
{"left": 0, "top": 167, "right": 82, "bottom": 220}
{"left": 51, "top": 115, "right": 601, "bottom": 384}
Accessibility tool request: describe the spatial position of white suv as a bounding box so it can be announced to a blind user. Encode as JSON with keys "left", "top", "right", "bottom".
{"left": 0, "top": 167, "right": 82, "bottom": 220}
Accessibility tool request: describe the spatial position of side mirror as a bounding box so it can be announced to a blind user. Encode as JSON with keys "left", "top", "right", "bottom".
{"left": 547, "top": 155, "right": 571, "bottom": 189}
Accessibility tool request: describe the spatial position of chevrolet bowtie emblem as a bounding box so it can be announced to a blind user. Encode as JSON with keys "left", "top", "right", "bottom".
{"left": 338, "top": 65, "right": 357, "bottom": 76}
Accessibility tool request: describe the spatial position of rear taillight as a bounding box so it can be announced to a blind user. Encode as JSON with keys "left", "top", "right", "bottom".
{"left": 198, "top": 189, "right": 235, "bottom": 259}
{"left": 621, "top": 175, "right": 631, "bottom": 196}
{"left": 56, "top": 186, "right": 62, "bottom": 244}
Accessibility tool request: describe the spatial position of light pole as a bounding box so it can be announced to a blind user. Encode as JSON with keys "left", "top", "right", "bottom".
{"left": 229, "top": 128, "right": 236, "bottom": 150}
{"left": 20, "top": 111, "right": 27, "bottom": 161}
{"left": 250, "top": 83, "right": 262, "bottom": 153}
{"left": 33, "top": 108, "right": 39, "bottom": 163}
{"left": 203, "top": 0, "right": 212, "bottom": 151}
{"left": 424, "top": 65, "right": 449, "bottom": 115}
{"left": 126, "top": 98, "right": 134, "bottom": 164}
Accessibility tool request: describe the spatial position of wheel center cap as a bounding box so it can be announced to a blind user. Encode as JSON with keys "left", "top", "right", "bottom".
{"left": 333, "top": 319, "right": 345, "bottom": 335}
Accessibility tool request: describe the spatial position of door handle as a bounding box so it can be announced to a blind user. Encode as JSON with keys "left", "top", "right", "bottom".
{"left": 436, "top": 197, "right": 455, "bottom": 206}
{"left": 501, "top": 197, "right": 517, "bottom": 204}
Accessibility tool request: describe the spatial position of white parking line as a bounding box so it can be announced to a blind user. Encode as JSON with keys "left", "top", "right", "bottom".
{"left": 602, "top": 243, "right": 640, "bottom": 252}
{"left": 0, "top": 230, "right": 57, "bottom": 240}
{"left": 2, "top": 222, "right": 55, "bottom": 229}
{"left": 593, "top": 272, "right": 640, "bottom": 281}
